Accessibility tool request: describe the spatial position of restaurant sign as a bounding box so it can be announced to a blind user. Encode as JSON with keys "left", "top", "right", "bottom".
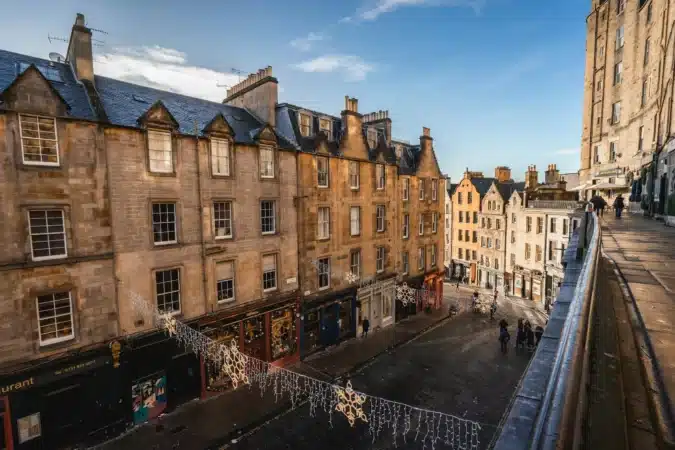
{"left": 0, "top": 355, "right": 109, "bottom": 395}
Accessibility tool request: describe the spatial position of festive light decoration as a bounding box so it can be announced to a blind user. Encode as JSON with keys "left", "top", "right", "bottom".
{"left": 335, "top": 380, "right": 368, "bottom": 426}
{"left": 396, "top": 283, "right": 416, "bottom": 306}
{"left": 129, "top": 291, "right": 482, "bottom": 449}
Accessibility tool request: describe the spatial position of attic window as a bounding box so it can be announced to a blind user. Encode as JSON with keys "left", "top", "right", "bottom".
{"left": 18, "top": 63, "right": 63, "bottom": 83}
{"left": 319, "top": 118, "right": 332, "bottom": 139}
{"left": 132, "top": 94, "right": 148, "bottom": 103}
{"left": 367, "top": 128, "right": 378, "bottom": 148}
{"left": 299, "top": 113, "right": 312, "bottom": 137}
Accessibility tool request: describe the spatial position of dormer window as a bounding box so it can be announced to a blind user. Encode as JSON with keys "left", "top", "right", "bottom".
{"left": 19, "top": 115, "right": 59, "bottom": 166}
{"left": 367, "top": 127, "right": 378, "bottom": 148}
{"left": 260, "top": 145, "right": 275, "bottom": 178}
{"left": 319, "top": 118, "right": 332, "bottom": 139}
{"left": 211, "top": 138, "right": 231, "bottom": 176}
{"left": 148, "top": 129, "right": 173, "bottom": 173}
{"left": 299, "top": 113, "right": 312, "bottom": 137}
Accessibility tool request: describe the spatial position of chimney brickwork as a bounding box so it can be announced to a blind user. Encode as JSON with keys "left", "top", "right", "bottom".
{"left": 66, "top": 13, "right": 94, "bottom": 83}
{"left": 223, "top": 66, "right": 278, "bottom": 127}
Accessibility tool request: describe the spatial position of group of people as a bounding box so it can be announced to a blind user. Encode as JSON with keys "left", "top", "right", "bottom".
{"left": 498, "top": 318, "right": 544, "bottom": 354}
{"left": 590, "top": 194, "right": 625, "bottom": 218}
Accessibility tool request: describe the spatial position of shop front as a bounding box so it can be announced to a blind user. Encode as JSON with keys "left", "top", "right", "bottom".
{"left": 300, "top": 289, "right": 356, "bottom": 358}
{"left": 422, "top": 270, "right": 445, "bottom": 310}
{"left": 396, "top": 274, "right": 423, "bottom": 321}
{"left": 0, "top": 344, "right": 126, "bottom": 450}
{"left": 356, "top": 277, "right": 396, "bottom": 337}
{"left": 199, "top": 296, "right": 300, "bottom": 395}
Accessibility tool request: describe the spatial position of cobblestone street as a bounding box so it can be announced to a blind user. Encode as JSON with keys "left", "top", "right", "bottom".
{"left": 222, "top": 297, "right": 546, "bottom": 450}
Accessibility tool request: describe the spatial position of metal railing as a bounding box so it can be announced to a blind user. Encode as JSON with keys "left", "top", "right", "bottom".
{"left": 491, "top": 211, "right": 601, "bottom": 450}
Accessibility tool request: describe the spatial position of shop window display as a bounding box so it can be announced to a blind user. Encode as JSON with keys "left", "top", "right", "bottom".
{"left": 271, "top": 308, "right": 297, "bottom": 360}
{"left": 243, "top": 315, "right": 266, "bottom": 360}
{"left": 302, "top": 310, "right": 321, "bottom": 354}
{"left": 339, "top": 299, "right": 352, "bottom": 337}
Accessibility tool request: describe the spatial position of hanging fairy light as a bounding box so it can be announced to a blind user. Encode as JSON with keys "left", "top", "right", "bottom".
{"left": 396, "top": 283, "right": 416, "bottom": 306}
{"left": 128, "top": 290, "right": 482, "bottom": 449}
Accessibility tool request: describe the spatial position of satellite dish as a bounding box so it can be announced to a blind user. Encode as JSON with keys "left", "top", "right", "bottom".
{"left": 49, "top": 52, "right": 65, "bottom": 63}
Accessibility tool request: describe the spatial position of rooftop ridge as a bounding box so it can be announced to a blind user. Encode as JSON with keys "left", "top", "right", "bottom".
{"left": 363, "top": 110, "right": 389, "bottom": 122}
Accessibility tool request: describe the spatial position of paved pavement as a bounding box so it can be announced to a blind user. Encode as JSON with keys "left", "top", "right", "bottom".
{"left": 602, "top": 213, "right": 675, "bottom": 446}
{"left": 94, "top": 296, "right": 455, "bottom": 450}
{"left": 222, "top": 298, "right": 546, "bottom": 450}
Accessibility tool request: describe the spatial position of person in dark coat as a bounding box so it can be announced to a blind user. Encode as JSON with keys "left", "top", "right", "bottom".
{"left": 362, "top": 318, "right": 370, "bottom": 338}
{"left": 499, "top": 320, "right": 510, "bottom": 354}
{"left": 516, "top": 318, "right": 526, "bottom": 350}
{"left": 590, "top": 195, "right": 607, "bottom": 217}
{"left": 613, "top": 194, "right": 625, "bottom": 218}
{"left": 525, "top": 321, "right": 535, "bottom": 350}
{"left": 534, "top": 325, "right": 544, "bottom": 346}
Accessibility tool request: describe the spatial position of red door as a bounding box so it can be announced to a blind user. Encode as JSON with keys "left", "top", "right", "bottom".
{"left": 0, "top": 397, "right": 13, "bottom": 450}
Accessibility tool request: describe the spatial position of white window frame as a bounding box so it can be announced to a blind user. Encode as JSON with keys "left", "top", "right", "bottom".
{"left": 216, "top": 261, "right": 235, "bottom": 303}
{"left": 213, "top": 201, "right": 233, "bottom": 239}
{"left": 260, "top": 145, "right": 275, "bottom": 178}
{"left": 613, "top": 61, "right": 622, "bottom": 85}
{"left": 261, "top": 200, "right": 277, "bottom": 235}
{"left": 147, "top": 129, "right": 173, "bottom": 173}
{"left": 403, "top": 214, "right": 409, "bottom": 238}
{"left": 402, "top": 252, "right": 409, "bottom": 275}
{"left": 418, "top": 213, "right": 424, "bottom": 235}
{"left": 431, "top": 245, "right": 437, "bottom": 267}
{"left": 262, "top": 254, "right": 278, "bottom": 292}
{"left": 350, "top": 250, "right": 361, "bottom": 279}
{"left": 349, "top": 161, "right": 360, "bottom": 189}
{"left": 419, "top": 179, "right": 425, "bottom": 200}
{"left": 299, "top": 113, "right": 312, "bottom": 137}
{"left": 431, "top": 179, "right": 438, "bottom": 200}
{"left": 156, "top": 268, "right": 181, "bottom": 316}
{"left": 403, "top": 178, "right": 410, "bottom": 200}
{"left": 350, "top": 206, "right": 360, "bottom": 236}
{"left": 211, "top": 138, "right": 231, "bottom": 176}
{"left": 609, "top": 141, "right": 618, "bottom": 162}
{"left": 152, "top": 202, "right": 178, "bottom": 245}
{"left": 376, "top": 205, "right": 386, "bottom": 232}
{"left": 318, "top": 206, "right": 330, "bottom": 239}
{"left": 28, "top": 209, "right": 67, "bottom": 261}
{"left": 19, "top": 114, "right": 59, "bottom": 166}
{"left": 418, "top": 247, "right": 425, "bottom": 270}
{"left": 376, "top": 164, "right": 385, "bottom": 190}
{"left": 367, "top": 128, "right": 378, "bottom": 148}
{"left": 616, "top": 25, "right": 624, "bottom": 48}
{"left": 376, "top": 247, "right": 385, "bottom": 273}
{"left": 36, "top": 291, "right": 74, "bottom": 346}
{"left": 319, "top": 117, "right": 332, "bottom": 138}
{"left": 318, "top": 257, "right": 331, "bottom": 290}
{"left": 432, "top": 212, "right": 438, "bottom": 233}
{"left": 317, "top": 156, "right": 329, "bottom": 187}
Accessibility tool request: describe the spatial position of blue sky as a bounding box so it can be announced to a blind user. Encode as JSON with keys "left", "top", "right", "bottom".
{"left": 0, "top": 0, "right": 588, "bottom": 181}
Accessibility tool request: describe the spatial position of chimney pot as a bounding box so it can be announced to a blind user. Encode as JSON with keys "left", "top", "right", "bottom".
{"left": 423, "top": 127, "right": 431, "bottom": 137}
{"left": 76, "top": 13, "right": 85, "bottom": 26}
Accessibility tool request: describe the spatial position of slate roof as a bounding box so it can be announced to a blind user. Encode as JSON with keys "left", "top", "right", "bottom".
{"left": 496, "top": 181, "right": 526, "bottom": 200}
{"left": 0, "top": 49, "right": 96, "bottom": 120}
{"left": 276, "top": 103, "right": 398, "bottom": 165}
{"left": 95, "top": 76, "right": 294, "bottom": 148}
{"left": 448, "top": 183, "right": 458, "bottom": 196}
{"left": 470, "top": 177, "right": 498, "bottom": 196}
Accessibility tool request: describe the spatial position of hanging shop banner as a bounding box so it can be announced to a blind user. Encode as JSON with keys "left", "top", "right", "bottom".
{"left": 0, "top": 355, "right": 109, "bottom": 395}
{"left": 132, "top": 373, "right": 167, "bottom": 424}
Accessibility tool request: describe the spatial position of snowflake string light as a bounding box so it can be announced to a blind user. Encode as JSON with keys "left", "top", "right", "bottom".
{"left": 126, "top": 288, "right": 483, "bottom": 450}
{"left": 396, "top": 283, "right": 416, "bottom": 306}
{"left": 334, "top": 380, "right": 368, "bottom": 427}
{"left": 344, "top": 271, "right": 359, "bottom": 284}
{"left": 220, "top": 340, "right": 249, "bottom": 388}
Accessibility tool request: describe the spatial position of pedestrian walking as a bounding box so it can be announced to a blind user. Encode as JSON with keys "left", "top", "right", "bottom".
{"left": 613, "top": 194, "right": 625, "bottom": 218}
{"left": 499, "top": 319, "right": 510, "bottom": 354}
{"left": 516, "top": 318, "right": 525, "bottom": 350}
{"left": 525, "top": 321, "right": 535, "bottom": 351}
{"left": 456, "top": 279, "right": 460, "bottom": 291}
{"left": 490, "top": 301, "right": 497, "bottom": 320}
{"left": 590, "top": 195, "right": 607, "bottom": 217}
{"left": 362, "top": 318, "right": 370, "bottom": 338}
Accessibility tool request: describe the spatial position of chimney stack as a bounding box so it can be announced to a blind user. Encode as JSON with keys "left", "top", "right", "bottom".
{"left": 420, "top": 126, "right": 433, "bottom": 160}
{"left": 363, "top": 110, "right": 392, "bottom": 146}
{"left": 525, "top": 165, "right": 539, "bottom": 190}
{"left": 494, "top": 166, "right": 512, "bottom": 183}
{"left": 223, "top": 66, "right": 278, "bottom": 127}
{"left": 65, "top": 13, "right": 94, "bottom": 83}
{"left": 544, "top": 163, "right": 561, "bottom": 185}
{"left": 341, "top": 96, "right": 363, "bottom": 142}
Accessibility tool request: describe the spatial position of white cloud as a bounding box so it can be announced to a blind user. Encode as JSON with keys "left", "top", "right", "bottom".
{"left": 553, "top": 148, "right": 580, "bottom": 155}
{"left": 358, "top": 0, "right": 484, "bottom": 21}
{"left": 294, "top": 55, "right": 375, "bottom": 81}
{"left": 93, "top": 46, "right": 241, "bottom": 102}
{"left": 290, "top": 32, "right": 325, "bottom": 51}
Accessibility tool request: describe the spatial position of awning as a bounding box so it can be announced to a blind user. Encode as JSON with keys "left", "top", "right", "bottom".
{"left": 569, "top": 183, "right": 588, "bottom": 192}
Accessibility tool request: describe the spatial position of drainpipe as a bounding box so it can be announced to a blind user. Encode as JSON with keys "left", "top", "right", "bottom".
{"left": 194, "top": 122, "right": 209, "bottom": 313}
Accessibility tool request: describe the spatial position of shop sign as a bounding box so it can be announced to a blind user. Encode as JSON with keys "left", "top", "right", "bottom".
{"left": 0, "top": 356, "right": 109, "bottom": 394}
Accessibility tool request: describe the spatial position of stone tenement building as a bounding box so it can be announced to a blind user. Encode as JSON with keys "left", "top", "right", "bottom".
{"left": 0, "top": 13, "right": 446, "bottom": 449}
{"left": 274, "top": 101, "right": 445, "bottom": 352}
{"left": 580, "top": 0, "right": 664, "bottom": 204}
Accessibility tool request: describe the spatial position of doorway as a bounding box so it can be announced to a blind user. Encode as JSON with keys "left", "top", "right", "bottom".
{"left": 0, "top": 396, "right": 10, "bottom": 450}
